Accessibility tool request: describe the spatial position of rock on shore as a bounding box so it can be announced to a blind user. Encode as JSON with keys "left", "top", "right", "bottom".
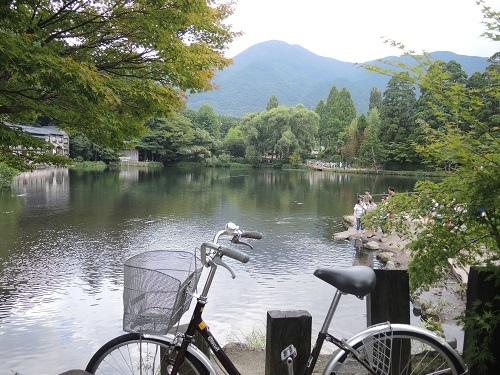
{"left": 334, "top": 215, "right": 466, "bottom": 341}
{"left": 334, "top": 215, "right": 411, "bottom": 269}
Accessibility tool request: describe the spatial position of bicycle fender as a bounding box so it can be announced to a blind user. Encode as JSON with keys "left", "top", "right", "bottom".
{"left": 144, "top": 333, "right": 218, "bottom": 374}
{"left": 321, "top": 323, "right": 467, "bottom": 375}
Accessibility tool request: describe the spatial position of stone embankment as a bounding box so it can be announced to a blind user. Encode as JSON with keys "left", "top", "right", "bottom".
{"left": 336, "top": 215, "right": 469, "bottom": 283}
{"left": 335, "top": 215, "right": 412, "bottom": 270}
{"left": 335, "top": 215, "right": 467, "bottom": 332}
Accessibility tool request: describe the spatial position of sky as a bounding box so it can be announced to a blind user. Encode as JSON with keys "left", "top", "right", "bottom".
{"left": 224, "top": 0, "right": 500, "bottom": 63}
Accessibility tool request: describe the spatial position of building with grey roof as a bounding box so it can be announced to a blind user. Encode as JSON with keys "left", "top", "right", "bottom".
{"left": 9, "top": 124, "right": 69, "bottom": 156}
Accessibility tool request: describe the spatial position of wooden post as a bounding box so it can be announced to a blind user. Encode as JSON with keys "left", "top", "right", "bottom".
{"left": 367, "top": 269, "right": 411, "bottom": 373}
{"left": 463, "top": 267, "right": 500, "bottom": 375}
{"left": 367, "top": 269, "right": 410, "bottom": 325}
{"left": 265, "top": 310, "right": 312, "bottom": 375}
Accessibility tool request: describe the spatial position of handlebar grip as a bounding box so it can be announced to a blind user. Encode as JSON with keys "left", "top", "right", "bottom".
{"left": 241, "top": 231, "right": 263, "bottom": 240}
{"left": 220, "top": 246, "right": 250, "bottom": 263}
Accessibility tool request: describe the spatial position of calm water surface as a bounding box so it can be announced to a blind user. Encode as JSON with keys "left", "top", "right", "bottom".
{"left": 0, "top": 167, "right": 423, "bottom": 374}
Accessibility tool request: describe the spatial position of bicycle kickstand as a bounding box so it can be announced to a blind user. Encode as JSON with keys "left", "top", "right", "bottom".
{"left": 281, "top": 344, "right": 297, "bottom": 375}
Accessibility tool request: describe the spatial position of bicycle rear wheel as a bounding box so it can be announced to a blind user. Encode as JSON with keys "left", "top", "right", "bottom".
{"left": 327, "top": 325, "right": 467, "bottom": 375}
{"left": 86, "top": 333, "right": 210, "bottom": 375}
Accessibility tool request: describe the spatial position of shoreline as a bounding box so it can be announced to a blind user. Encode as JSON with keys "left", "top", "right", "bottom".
{"left": 58, "top": 219, "right": 466, "bottom": 375}
{"left": 334, "top": 215, "right": 412, "bottom": 269}
{"left": 335, "top": 215, "right": 466, "bottom": 342}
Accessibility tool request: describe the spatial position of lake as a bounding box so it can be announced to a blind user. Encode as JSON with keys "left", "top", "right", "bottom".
{"left": 0, "top": 167, "right": 424, "bottom": 374}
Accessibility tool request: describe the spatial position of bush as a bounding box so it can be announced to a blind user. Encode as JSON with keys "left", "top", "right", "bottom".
{"left": 231, "top": 157, "right": 249, "bottom": 164}
{"left": 289, "top": 151, "right": 302, "bottom": 166}
{"left": 0, "top": 163, "right": 20, "bottom": 188}
{"left": 147, "top": 161, "right": 164, "bottom": 168}
{"left": 217, "top": 153, "right": 231, "bottom": 167}
{"left": 282, "top": 163, "right": 305, "bottom": 170}
{"left": 228, "top": 161, "right": 250, "bottom": 169}
{"left": 70, "top": 161, "right": 107, "bottom": 169}
{"left": 272, "top": 160, "right": 284, "bottom": 169}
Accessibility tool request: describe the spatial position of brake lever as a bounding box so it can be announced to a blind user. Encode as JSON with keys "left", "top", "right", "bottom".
{"left": 231, "top": 236, "right": 253, "bottom": 250}
{"left": 212, "top": 255, "right": 236, "bottom": 279}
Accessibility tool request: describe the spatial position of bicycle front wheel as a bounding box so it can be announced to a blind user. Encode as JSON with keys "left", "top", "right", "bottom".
{"left": 86, "top": 333, "right": 211, "bottom": 375}
{"left": 327, "top": 325, "right": 467, "bottom": 375}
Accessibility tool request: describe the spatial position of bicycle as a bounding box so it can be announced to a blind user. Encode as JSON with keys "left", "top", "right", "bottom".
{"left": 86, "top": 222, "right": 468, "bottom": 374}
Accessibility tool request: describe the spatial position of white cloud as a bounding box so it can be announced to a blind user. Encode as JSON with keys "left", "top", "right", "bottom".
{"left": 225, "top": 0, "right": 499, "bottom": 62}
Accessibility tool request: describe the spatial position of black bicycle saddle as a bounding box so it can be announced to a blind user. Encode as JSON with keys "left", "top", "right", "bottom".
{"left": 313, "top": 266, "right": 376, "bottom": 298}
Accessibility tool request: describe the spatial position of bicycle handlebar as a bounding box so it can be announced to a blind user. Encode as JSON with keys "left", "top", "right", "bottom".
{"left": 201, "top": 223, "right": 262, "bottom": 275}
{"left": 240, "top": 231, "right": 263, "bottom": 240}
{"left": 219, "top": 245, "right": 250, "bottom": 263}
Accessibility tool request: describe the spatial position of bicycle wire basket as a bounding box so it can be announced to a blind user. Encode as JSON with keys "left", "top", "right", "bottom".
{"left": 123, "top": 250, "right": 203, "bottom": 334}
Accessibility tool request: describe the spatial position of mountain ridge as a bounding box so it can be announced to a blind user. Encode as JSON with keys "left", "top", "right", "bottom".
{"left": 187, "top": 40, "right": 490, "bottom": 117}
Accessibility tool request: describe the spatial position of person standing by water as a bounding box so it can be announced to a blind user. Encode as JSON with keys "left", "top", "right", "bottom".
{"left": 353, "top": 197, "right": 366, "bottom": 236}
{"left": 363, "top": 188, "right": 372, "bottom": 204}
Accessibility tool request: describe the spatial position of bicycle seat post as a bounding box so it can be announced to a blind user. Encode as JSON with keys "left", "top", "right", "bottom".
{"left": 286, "top": 357, "right": 294, "bottom": 375}
{"left": 319, "top": 289, "right": 343, "bottom": 334}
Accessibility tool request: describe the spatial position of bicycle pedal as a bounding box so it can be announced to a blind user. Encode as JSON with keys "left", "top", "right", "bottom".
{"left": 281, "top": 344, "right": 297, "bottom": 362}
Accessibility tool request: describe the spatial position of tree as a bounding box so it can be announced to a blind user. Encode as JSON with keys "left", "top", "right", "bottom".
{"left": 137, "top": 114, "right": 195, "bottom": 164}
{"left": 288, "top": 104, "right": 319, "bottom": 153}
{"left": 188, "top": 128, "right": 221, "bottom": 161}
{"left": 275, "top": 129, "right": 299, "bottom": 160}
{"left": 219, "top": 115, "right": 241, "bottom": 139}
{"left": 264, "top": 106, "right": 290, "bottom": 157}
{"left": 363, "top": 3, "right": 500, "bottom": 368}
{"left": 380, "top": 73, "right": 418, "bottom": 165}
{"left": 240, "top": 113, "right": 266, "bottom": 161}
{"left": 466, "top": 64, "right": 500, "bottom": 139}
{"left": 194, "top": 104, "right": 221, "bottom": 139}
{"left": 223, "top": 126, "right": 245, "bottom": 157}
{"left": 369, "top": 87, "right": 383, "bottom": 113}
{"left": 0, "top": 0, "right": 237, "bottom": 170}
{"left": 415, "top": 61, "right": 468, "bottom": 132}
{"left": 241, "top": 105, "right": 318, "bottom": 161}
{"left": 70, "top": 134, "right": 95, "bottom": 161}
{"left": 380, "top": 73, "right": 417, "bottom": 144}
{"left": 333, "top": 88, "right": 357, "bottom": 134}
{"left": 315, "top": 99, "right": 327, "bottom": 149}
{"left": 343, "top": 114, "right": 368, "bottom": 165}
{"left": 70, "top": 133, "right": 121, "bottom": 162}
{"left": 342, "top": 119, "right": 358, "bottom": 163}
{"left": 320, "top": 87, "right": 356, "bottom": 155}
{"left": 266, "top": 95, "right": 279, "bottom": 111}
{"left": 321, "top": 86, "right": 339, "bottom": 149}
{"left": 413, "top": 60, "right": 470, "bottom": 170}
{"left": 358, "top": 108, "right": 385, "bottom": 169}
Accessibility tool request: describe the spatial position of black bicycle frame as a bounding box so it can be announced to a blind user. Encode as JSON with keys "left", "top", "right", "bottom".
{"left": 169, "top": 300, "right": 377, "bottom": 375}
{"left": 169, "top": 254, "right": 377, "bottom": 375}
{"left": 303, "top": 332, "right": 329, "bottom": 375}
{"left": 171, "top": 300, "right": 242, "bottom": 375}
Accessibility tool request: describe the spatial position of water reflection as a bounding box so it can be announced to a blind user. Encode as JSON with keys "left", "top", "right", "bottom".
{"left": 0, "top": 168, "right": 424, "bottom": 374}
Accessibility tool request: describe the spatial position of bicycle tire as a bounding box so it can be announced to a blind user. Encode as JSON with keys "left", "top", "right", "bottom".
{"left": 86, "top": 333, "right": 211, "bottom": 375}
{"left": 326, "top": 325, "right": 467, "bottom": 375}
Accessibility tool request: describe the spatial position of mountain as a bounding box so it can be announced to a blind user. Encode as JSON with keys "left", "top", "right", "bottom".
{"left": 186, "top": 40, "right": 491, "bottom": 117}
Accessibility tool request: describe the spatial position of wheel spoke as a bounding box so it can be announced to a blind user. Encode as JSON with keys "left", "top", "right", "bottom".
{"left": 329, "top": 329, "right": 465, "bottom": 375}
{"left": 86, "top": 334, "right": 209, "bottom": 375}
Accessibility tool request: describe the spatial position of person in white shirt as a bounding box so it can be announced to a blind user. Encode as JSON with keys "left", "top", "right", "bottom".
{"left": 353, "top": 198, "right": 366, "bottom": 235}
{"left": 366, "top": 198, "right": 377, "bottom": 211}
